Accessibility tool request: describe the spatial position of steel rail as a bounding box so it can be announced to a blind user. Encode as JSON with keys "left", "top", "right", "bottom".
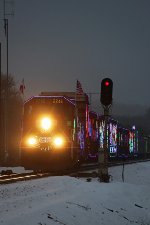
{"left": 0, "top": 158, "right": 150, "bottom": 184}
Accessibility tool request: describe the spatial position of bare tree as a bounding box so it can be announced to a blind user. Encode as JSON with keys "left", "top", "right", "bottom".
{"left": 0, "top": 73, "right": 23, "bottom": 165}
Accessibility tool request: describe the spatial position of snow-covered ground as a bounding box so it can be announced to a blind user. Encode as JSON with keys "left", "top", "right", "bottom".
{"left": 0, "top": 162, "right": 150, "bottom": 225}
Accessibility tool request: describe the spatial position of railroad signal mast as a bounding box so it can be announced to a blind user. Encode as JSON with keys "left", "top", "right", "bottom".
{"left": 99, "top": 78, "right": 113, "bottom": 182}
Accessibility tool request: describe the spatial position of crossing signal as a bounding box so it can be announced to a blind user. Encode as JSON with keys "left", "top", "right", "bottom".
{"left": 100, "top": 78, "right": 113, "bottom": 106}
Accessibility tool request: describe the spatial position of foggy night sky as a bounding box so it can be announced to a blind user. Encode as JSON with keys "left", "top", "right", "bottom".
{"left": 0, "top": 0, "right": 150, "bottom": 107}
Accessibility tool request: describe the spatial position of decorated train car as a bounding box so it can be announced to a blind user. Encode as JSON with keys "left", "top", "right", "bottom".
{"left": 20, "top": 92, "right": 90, "bottom": 171}
{"left": 98, "top": 116, "right": 139, "bottom": 159}
{"left": 86, "top": 111, "right": 99, "bottom": 159}
{"left": 20, "top": 89, "right": 143, "bottom": 171}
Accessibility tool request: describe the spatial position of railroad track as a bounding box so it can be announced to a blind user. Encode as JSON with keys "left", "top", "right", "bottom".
{"left": 0, "top": 163, "right": 99, "bottom": 185}
{"left": 0, "top": 158, "right": 150, "bottom": 185}
{"left": 0, "top": 172, "right": 53, "bottom": 185}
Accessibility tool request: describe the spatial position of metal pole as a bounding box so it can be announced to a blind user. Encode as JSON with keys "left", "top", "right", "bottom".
{"left": 0, "top": 43, "right": 1, "bottom": 163}
{"left": 3, "top": 18, "right": 9, "bottom": 163}
{"left": 6, "top": 18, "right": 8, "bottom": 162}
{"left": 98, "top": 106, "right": 110, "bottom": 182}
{"left": 3, "top": 0, "right": 14, "bottom": 164}
{"left": 145, "top": 137, "right": 148, "bottom": 158}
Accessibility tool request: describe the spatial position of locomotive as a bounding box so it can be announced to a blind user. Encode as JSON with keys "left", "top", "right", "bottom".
{"left": 20, "top": 91, "right": 144, "bottom": 171}
{"left": 20, "top": 92, "right": 90, "bottom": 171}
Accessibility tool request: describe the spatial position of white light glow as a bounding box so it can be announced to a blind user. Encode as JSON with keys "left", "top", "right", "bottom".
{"left": 53, "top": 136, "right": 64, "bottom": 147}
{"left": 41, "top": 117, "right": 52, "bottom": 130}
{"left": 27, "top": 137, "right": 37, "bottom": 146}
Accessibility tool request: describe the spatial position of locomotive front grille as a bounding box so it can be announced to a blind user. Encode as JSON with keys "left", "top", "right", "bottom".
{"left": 39, "top": 137, "right": 51, "bottom": 143}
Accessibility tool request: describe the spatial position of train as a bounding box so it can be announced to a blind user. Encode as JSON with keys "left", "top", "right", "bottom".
{"left": 20, "top": 91, "right": 149, "bottom": 171}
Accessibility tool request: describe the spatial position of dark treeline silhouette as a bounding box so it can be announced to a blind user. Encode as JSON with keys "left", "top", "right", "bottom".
{"left": 92, "top": 99, "right": 150, "bottom": 136}
{"left": 0, "top": 73, "right": 23, "bottom": 165}
{"left": 113, "top": 106, "right": 150, "bottom": 136}
{"left": 114, "top": 112, "right": 150, "bottom": 135}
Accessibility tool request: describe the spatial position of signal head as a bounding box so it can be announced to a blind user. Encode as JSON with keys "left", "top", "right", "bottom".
{"left": 100, "top": 78, "right": 113, "bottom": 106}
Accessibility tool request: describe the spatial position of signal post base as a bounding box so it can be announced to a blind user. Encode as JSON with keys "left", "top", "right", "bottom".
{"left": 98, "top": 148, "right": 110, "bottom": 183}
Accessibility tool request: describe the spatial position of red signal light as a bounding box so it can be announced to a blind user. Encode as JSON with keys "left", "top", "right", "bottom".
{"left": 100, "top": 78, "right": 113, "bottom": 106}
{"left": 105, "top": 81, "right": 110, "bottom": 86}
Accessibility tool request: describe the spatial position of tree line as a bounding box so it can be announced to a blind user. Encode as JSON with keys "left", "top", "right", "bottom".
{"left": 0, "top": 73, "right": 23, "bottom": 165}
{"left": 92, "top": 98, "right": 150, "bottom": 136}
{"left": 115, "top": 111, "right": 150, "bottom": 136}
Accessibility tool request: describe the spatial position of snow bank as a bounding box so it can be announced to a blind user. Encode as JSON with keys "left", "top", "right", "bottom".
{"left": 0, "top": 162, "right": 150, "bottom": 225}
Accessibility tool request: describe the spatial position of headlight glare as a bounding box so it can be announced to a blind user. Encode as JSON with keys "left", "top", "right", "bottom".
{"left": 27, "top": 136, "right": 38, "bottom": 146}
{"left": 41, "top": 117, "right": 52, "bottom": 130}
{"left": 53, "top": 136, "right": 64, "bottom": 147}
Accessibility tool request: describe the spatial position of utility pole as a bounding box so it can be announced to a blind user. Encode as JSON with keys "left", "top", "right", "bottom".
{"left": 0, "top": 43, "right": 2, "bottom": 163}
{"left": 98, "top": 78, "right": 113, "bottom": 182}
{"left": 3, "top": 0, "right": 14, "bottom": 163}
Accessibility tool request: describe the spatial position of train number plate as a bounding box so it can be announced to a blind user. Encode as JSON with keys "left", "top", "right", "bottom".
{"left": 39, "top": 137, "right": 51, "bottom": 143}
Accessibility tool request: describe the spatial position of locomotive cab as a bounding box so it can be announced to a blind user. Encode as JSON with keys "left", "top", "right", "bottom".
{"left": 21, "top": 95, "right": 78, "bottom": 171}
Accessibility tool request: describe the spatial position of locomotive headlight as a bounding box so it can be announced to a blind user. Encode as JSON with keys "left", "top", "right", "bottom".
{"left": 27, "top": 136, "right": 38, "bottom": 146}
{"left": 41, "top": 117, "right": 52, "bottom": 131}
{"left": 53, "top": 136, "right": 64, "bottom": 148}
